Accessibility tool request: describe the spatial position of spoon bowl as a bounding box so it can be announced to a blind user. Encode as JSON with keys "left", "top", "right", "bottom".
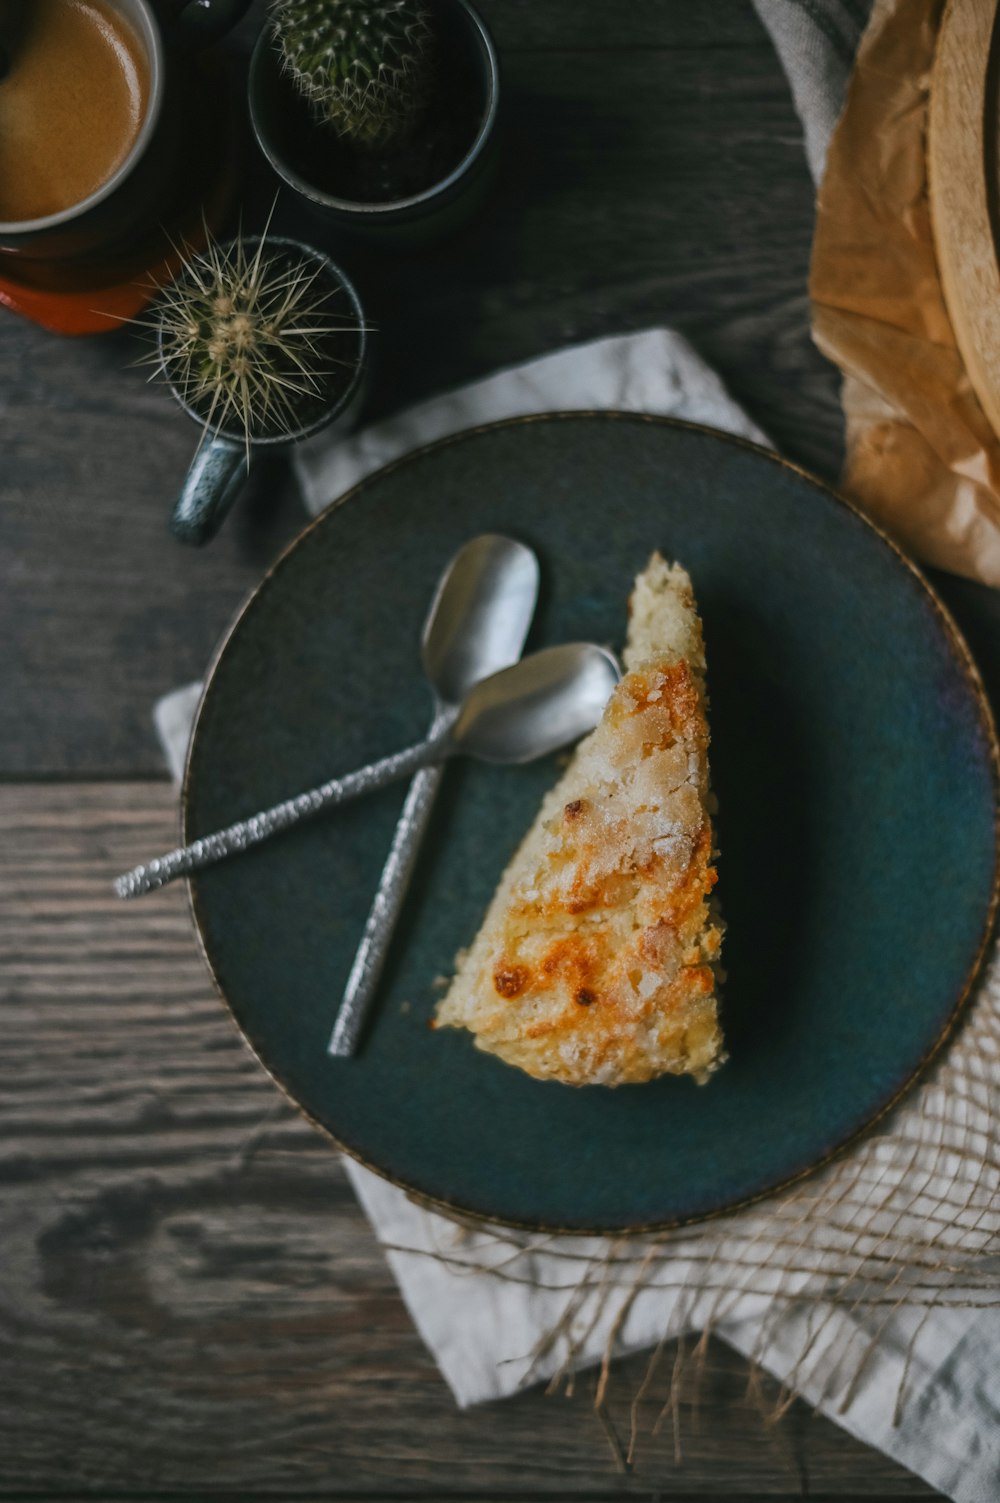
{"left": 453, "top": 644, "right": 620, "bottom": 763}
{"left": 422, "top": 534, "right": 540, "bottom": 703}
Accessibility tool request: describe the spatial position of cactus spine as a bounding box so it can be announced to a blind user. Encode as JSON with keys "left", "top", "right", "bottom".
{"left": 153, "top": 233, "right": 361, "bottom": 451}
{"left": 272, "top": 0, "right": 435, "bottom": 150}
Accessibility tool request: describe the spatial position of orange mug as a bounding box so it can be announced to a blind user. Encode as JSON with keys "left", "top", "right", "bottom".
{"left": 0, "top": 0, "right": 249, "bottom": 290}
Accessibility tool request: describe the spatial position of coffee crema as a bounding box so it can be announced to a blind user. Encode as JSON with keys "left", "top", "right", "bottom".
{"left": 0, "top": 0, "right": 150, "bottom": 225}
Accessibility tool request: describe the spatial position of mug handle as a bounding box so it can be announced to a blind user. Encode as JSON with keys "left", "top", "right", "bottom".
{"left": 171, "top": 432, "right": 248, "bottom": 545}
{"left": 167, "top": 0, "right": 253, "bottom": 48}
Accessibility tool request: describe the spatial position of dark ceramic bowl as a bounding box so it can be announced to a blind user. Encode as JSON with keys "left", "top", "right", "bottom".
{"left": 249, "top": 0, "right": 500, "bottom": 246}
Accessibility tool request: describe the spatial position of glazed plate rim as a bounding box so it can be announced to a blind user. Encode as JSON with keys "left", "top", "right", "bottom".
{"left": 183, "top": 412, "right": 1000, "bottom": 1235}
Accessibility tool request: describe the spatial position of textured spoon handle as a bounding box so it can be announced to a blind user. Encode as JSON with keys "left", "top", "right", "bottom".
{"left": 114, "top": 737, "right": 436, "bottom": 900}
{"left": 327, "top": 762, "right": 444, "bottom": 1057}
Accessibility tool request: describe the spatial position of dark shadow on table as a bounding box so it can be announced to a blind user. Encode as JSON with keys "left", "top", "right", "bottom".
{"left": 705, "top": 598, "right": 818, "bottom": 1056}
{"left": 931, "top": 569, "right": 1000, "bottom": 726}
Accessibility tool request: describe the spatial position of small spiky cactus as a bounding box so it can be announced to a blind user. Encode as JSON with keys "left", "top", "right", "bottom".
{"left": 272, "top": 0, "right": 435, "bottom": 150}
{"left": 151, "top": 233, "right": 362, "bottom": 453}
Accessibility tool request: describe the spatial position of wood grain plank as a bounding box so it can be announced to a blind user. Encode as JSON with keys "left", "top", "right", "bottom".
{"left": 476, "top": 0, "right": 770, "bottom": 51}
{"left": 0, "top": 1497, "right": 942, "bottom": 1503}
{"left": 235, "top": 0, "right": 778, "bottom": 53}
{"left": 253, "top": 0, "right": 776, "bottom": 54}
{"left": 0, "top": 20, "right": 840, "bottom": 777}
{"left": 0, "top": 784, "right": 938, "bottom": 1496}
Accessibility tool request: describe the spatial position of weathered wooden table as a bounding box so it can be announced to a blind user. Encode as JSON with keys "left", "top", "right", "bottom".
{"left": 4, "top": 4, "right": 997, "bottom": 1497}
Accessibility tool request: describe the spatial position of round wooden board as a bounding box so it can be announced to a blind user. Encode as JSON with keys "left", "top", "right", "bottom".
{"left": 929, "top": 0, "right": 1000, "bottom": 438}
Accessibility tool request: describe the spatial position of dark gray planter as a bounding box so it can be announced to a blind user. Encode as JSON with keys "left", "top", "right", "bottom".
{"left": 163, "top": 237, "right": 368, "bottom": 545}
{"left": 249, "top": 0, "right": 500, "bottom": 247}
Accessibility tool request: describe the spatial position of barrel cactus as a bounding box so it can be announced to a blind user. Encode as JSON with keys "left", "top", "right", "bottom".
{"left": 271, "top": 0, "right": 435, "bottom": 150}
{"left": 152, "top": 232, "right": 363, "bottom": 452}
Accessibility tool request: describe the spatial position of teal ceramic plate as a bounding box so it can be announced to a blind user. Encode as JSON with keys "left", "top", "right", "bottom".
{"left": 185, "top": 414, "right": 999, "bottom": 1233}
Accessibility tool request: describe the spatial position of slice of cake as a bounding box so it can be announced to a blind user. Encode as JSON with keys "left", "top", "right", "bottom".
{"left": 435, "top": 554, "right": 725, "bottom": 1086}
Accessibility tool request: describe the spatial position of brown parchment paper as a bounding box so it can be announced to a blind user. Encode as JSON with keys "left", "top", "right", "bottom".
{"left": 810, "top": 0, "right": 1000, "bottom": 586}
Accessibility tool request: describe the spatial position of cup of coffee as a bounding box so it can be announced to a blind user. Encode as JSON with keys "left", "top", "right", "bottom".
{"left": 0, "top": 0, "right": 249, "bottom": 287}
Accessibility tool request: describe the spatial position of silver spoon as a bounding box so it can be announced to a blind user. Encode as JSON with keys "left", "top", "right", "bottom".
{"left": 114, "top": 644, "right": 620, "bottom": 900}
{"left": 329, "top": 534, "right": 540, "bottom": 1058}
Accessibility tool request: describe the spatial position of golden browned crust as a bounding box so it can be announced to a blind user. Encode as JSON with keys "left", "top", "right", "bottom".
{"left": 436, "top": 556, "right": 725, "bottom": 1087}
